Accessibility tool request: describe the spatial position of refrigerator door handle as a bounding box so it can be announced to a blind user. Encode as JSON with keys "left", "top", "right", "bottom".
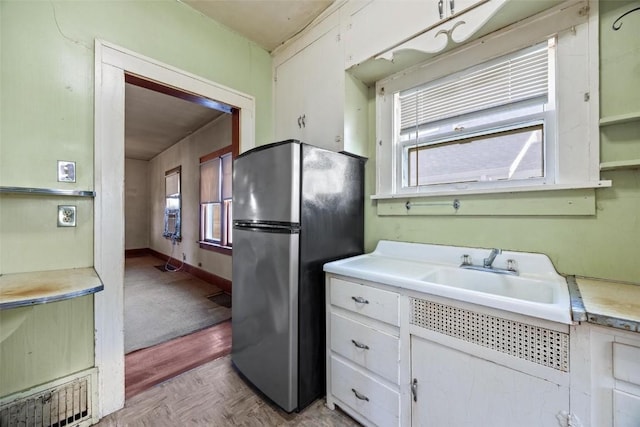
{"left": 234, "top": 221, "right": 300, "bottom": 234}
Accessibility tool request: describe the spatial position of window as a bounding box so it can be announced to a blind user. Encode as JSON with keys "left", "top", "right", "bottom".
{"left": 375, "top": 5, "right": 607, "bottom": 199}
{"left": 399, "top": 42, "right": 551, "bottom": 189}
{"left": 163, "top": 166, "right": 181, "bottom": 240}
{"left": 200, "top": 148, "right": 232, "bottom": 249}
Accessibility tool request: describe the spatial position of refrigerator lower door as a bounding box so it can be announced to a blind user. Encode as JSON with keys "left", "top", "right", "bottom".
{"left": 231, "top": 226, "right": 300, "bottom": 412}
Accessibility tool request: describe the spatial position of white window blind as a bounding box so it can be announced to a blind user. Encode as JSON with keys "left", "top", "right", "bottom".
{"left": 200, "top": 158, "right": 220, "bottom": 203}
{"left": 399, "top": 43, "right": 549, "bottom": 132}
{"left": 221, "top": 153, "right": 232, "bottom": 200}
{"left": 165, "top": 171, "right": 180, "bottom": 197}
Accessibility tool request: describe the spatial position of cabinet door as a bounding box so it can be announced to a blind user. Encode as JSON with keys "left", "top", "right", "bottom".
{"left": 300, "top": 25, "right": 344, "bottom": 151}
{"left": 274, "top": 50, "right": 305, "bottom": 141}
{"left": 275, "top": 26, "right": 344, "bottom": 151}
{"left": 411, "top": 335, "right": 569, "bottom": 427}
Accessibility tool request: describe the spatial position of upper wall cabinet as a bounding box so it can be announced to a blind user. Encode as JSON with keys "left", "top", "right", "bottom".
{"left": 274, "top": 20, "right": 369, "bottom": 157}
{"left": 344, "top": 0, "right": 482, "bottom": 69}
{"left": 275, "top": 26, "right": 344, "bottom": 152}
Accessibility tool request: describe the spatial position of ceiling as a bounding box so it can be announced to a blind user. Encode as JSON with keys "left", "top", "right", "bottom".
{"left": 183, "top": 0, "right": 334, "bottom": 52}
{"left": 125, "top": 0, "right": 333, "bottom": 160}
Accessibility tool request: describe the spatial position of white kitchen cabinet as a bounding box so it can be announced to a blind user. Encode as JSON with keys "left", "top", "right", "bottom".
{"left": 326, "top": 271, "right": 573, "bottom": 427}
{"left": 584, "top": 325, "right": 640, "bottom": 427}
{"left": 274, "top": 25, "right": 345, "bottom": 153}
{"left": 410, "top": 334, "right": 569, "bottom": 426}
{"left": 326, "top": 276, "right": 402, "bottom": 426}
{"left": 344, "top": 0, "right": 480, "bottom": 68}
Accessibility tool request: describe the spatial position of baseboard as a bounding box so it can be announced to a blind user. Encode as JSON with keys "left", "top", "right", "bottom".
{"left": 146, "top": 248, "right": 232, "bottom": 294}
{"left": 125, "top": 248, "right": 152, "bottom": 258}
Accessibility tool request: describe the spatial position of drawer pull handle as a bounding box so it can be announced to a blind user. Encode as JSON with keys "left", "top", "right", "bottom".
{"left": 351, "top": 388, "right": 369, "bottom": 402}
{"left": 351, "top": 339, "right": 370, "bottom": 350}
{"left": 351, "top": 296, "right": 369, "bottom": 304}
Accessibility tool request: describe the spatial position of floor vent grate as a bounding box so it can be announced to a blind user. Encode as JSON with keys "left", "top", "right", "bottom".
{"left": 410, "top": 297, "right": 569, "bottom": 372}
{"left": 0, "top": 369, "right": 96, "bottom": 427}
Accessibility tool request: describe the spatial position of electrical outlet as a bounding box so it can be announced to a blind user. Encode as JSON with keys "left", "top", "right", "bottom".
{"left": 58, "top": 205, "right": 76, "bottom": 227}
{"left": 57, "top": 161, "right": 76, "bottom": 183}
{"left": 182, "top": 253, "right": 186, "bottom": 261}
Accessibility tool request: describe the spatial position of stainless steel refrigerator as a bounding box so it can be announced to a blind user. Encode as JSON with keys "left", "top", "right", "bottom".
{"left": 231, "top": 140, "right": 365, "bottom": 412}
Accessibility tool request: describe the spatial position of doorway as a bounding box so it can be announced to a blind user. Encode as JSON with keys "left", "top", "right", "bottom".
{"left": 94, "top": 40, "right": 255, "bottom": 416}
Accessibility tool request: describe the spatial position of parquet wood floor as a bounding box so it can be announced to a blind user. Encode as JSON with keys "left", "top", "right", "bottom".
{"left": 100, "top": 352, "right": 359, "bottom": 426}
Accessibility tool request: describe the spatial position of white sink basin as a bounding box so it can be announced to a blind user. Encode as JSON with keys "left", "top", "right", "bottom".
{"left": 324, "top": 240, "right": 571, "bottom": 324}
{"left": 420, "top": 268, "right": 556, "bottom": 304}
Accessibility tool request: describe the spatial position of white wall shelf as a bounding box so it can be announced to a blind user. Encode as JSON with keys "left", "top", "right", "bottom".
{"left": 599, "top": 112, "right": 640, "bottom": 127}
{"left": 0, "top": 268, "right": 104, "bottom": 310}
{"left": 600, "top": 159, "right": 640, "bottom": 171}
{"left": 0, "top": 186, "right": 95, "bottom": 197}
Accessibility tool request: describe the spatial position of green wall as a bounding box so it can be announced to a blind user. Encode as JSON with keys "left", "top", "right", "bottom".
{"left": 0, "top": 0, "right": 272, "bottom": 397}
{"left": 364, "top": 0, "right": 640, "bottom": 284}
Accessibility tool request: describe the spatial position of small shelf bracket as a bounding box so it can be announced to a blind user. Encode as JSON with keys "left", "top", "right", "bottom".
{"left": 612, "top": 6, "right": 640, "bottom": 30}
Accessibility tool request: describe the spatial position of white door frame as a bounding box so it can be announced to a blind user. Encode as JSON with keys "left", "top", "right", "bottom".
{"left": 94, "top": 40, "right": 255, "bottom": 416}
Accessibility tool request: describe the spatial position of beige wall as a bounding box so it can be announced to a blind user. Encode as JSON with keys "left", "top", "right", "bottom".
{"left": 125, "top": 158, "right": 150, "bottom": 250}
{"left": 149, "top": 114, "right": 233, "bottom": 280}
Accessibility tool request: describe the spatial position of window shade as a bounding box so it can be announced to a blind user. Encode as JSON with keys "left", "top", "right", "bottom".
{"left": 399, "top": 43, "right": 549, "bottom": 132}
{"left": 200, "top": 158, "right": 220, "bottom": 203}
{"left": 221, "top": 154, "right": 232, "bottom": 199}
{"left": 165, "top": 172, "right": 180, "bottom": 197}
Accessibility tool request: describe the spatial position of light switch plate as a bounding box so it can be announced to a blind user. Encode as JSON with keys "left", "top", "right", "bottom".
{"left": 58, "top": 161, "right": 76, "bottom": 182}
{"left": 58, "top": 205, "right": 76, "bottom": 227}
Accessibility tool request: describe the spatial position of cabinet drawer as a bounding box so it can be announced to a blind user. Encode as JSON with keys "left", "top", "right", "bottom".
{"left": 613, "top": 343, "right": 640, "bottom": 387}
{"left": 330, "top": 278, "right": 399, "bottom": 326}
{"left": 331, "top": 356, "right": 400, "bottom": 427}
{"left": 330, "top": 312, "right": 400, "bottom": 384}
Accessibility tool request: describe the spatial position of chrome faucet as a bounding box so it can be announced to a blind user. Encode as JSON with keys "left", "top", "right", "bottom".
{"left": 483, "top": 248, "right": 502, "bottom": 268}
{"left": 460, "top": 248, "right": 518, "bottom": 276}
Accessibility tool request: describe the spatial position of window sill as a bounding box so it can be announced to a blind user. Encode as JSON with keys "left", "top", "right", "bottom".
{"left": 199, "top": 241, "right": 232, "bottom": 255}
{"left": 374, "top": 182, "right": 612, "bottom": 217}
{"left": 371, "top": 181, "right": 612, "bottom": 200}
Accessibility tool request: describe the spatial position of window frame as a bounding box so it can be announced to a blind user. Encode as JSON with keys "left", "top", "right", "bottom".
{"left": 374, "top": 2, "right": 608, "bottom": 200}
{"left": 199, "top": 146, "right": 233, "bottom": 254}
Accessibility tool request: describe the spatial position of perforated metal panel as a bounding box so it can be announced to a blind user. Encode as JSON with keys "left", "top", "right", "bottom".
{"left": 410, "top": 298, "right": 569, "bottom": 372}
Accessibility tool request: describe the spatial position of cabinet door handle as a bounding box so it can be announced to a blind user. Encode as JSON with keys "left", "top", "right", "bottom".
{"left": 351, "top": 339, "right": 370, "bottom": 350}
{"left": 351, "top": 296, "right": 369, "bottom": 304}
{"left": 351, "top": 388, "right": 369, "bottom": 402}
{"left": 411, "top": 378, "right": 418, "bottom": 402}
{"left": 449, "top": 0, "right": 455, "bottom": 14}
{"left": 438, "top": 0, "right": 444, "bottom": 19}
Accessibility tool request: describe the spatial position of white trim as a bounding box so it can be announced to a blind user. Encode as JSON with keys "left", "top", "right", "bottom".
{"left": 94, "top": 40, "right": 255, "bottom": 417}
{"left": 371, "top": 180, "right": 611, "bottom": 200}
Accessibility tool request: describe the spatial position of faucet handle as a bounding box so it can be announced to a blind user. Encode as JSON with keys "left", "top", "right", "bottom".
{"left": 461, "top": 254, "right": 471, "bottom": 265}
{"left": 507, "top": 259, "right": 517, "bottom": 272}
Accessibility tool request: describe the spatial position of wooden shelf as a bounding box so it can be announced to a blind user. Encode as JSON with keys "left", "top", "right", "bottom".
{"left": 600, "top": 159, "right": 640, "bottom": 171}
{"left": 599, "top": 112, "right": 640, "bottom": 127}
{"left": 0, "top": 186, "right": 95, "bottom": 197}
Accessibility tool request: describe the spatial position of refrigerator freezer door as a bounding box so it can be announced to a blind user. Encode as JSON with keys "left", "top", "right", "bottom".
{"left": 233, "top": 141, "right": 301, "bottom": 224}
{"left": 231, "top": 227, "right": 300, "bottom": 412}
